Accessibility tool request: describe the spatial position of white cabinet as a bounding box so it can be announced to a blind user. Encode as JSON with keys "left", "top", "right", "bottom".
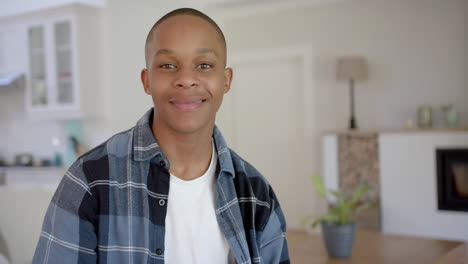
{"left": 27, "top": 17, "right": 78, "bottom": 113}
{"left": 20, "top": 5, "right": 103, "bottom": 119}
{"left": 26, "top": 17, "right": 80, "bottom": 117}
{"left": 0, "top": 29, "right": 6, "bottom": 73}
{"left": 0, "top": 24, "right": 28, "bottom": 77}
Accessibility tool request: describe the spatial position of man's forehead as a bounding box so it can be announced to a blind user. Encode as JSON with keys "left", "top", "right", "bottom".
{"left": 154, "top": 14, "right": 217, "bottom": 38}
{"left": 145, "top": 12, "right": 227, "bottom": 67}
{"left": 150, "top": 16, "right": 224, "bottom": 56}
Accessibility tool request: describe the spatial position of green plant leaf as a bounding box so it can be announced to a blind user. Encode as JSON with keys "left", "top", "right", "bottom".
{"left": 352, "top": 202, "right": 373, "bottom": 219}
{"left": 300, "top": 215, "right": 314, "bottom": 227}
{"left": 309, "top": 175, "right": 374, "bottom": 227}
{"left": 341, "top": 204, "right": 351, "bottom": 224}
{"left": 327, "top": 204, "right": 347, "bottom": 225}
{"left": 311, "top": 219, "right": 321, "bottom": 228}
{"left": 350, "top": 185, "right": 370, "bottom": 204}
{"left": 311, "top": 175, "right": 327, "bottom": 198}
{"left": 311, "top": 214, "right": 339, "bottom": 228}
{"left": 329, "top": 190, "right": 343, "bottom": 201}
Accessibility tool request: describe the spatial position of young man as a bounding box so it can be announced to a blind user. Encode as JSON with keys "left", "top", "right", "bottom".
{"left": 33, "top": 8, "right": 289, "bottom": 264}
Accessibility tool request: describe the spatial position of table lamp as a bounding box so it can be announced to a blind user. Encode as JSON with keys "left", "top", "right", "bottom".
{"left": 336, "top": 56, "right": 368, "bottom": 129}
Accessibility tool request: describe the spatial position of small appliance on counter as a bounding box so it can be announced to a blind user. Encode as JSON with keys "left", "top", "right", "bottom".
{"left": 41, "top": 159, "right": 53, "bottom": 167}
{"left": 14, "top": 153, "right": 34, "bottom": 166}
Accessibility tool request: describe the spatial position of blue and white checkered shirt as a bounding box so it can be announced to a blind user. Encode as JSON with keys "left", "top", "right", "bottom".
{"left": 33, "top": 108, "right": 290, "bottom": 264}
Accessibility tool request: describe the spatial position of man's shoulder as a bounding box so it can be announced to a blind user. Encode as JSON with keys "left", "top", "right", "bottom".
{"left": 227, "top": 148, "right": 286, "bottom": 232}
{"left": 229, "top": 149, "right": 263, "bottom": 179}
{"left": 228, "top": 148, "right": 274, "bottom": 199}
{"left": 69, "top": 127, "right": 135, "bottom": 176}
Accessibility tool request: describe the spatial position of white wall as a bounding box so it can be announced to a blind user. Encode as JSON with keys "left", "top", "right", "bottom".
{"left": 214, "top": 0, "right": 468, "bottom": 230}
{"left": 220, "top": 0, "right": 468, "bottom": 130}
{"left": 379, "top": 132, "right": 468, "bottom": 241}
{"left": 322, "top": 135, "right": 339, "bottom": 202}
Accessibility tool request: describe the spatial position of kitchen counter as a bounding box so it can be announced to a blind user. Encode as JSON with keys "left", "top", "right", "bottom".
{"left": 0, "top": 166, "right": 63, "bottom": 170}
{"left": 0, "top": 166, "right": 65, "bottom": 187}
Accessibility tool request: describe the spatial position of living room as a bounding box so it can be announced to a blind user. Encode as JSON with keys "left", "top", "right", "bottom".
{"left": 0, "top": 0, "right": 467, "bottom": 263}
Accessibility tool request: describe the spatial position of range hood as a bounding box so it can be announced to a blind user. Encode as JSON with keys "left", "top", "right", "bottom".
{"left": 0, "top": 72, "right": 25, "bottom": 88}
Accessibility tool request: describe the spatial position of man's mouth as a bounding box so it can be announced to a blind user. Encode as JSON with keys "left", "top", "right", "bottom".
{"left": 169, "top": 97, "right": 207, "bottom": 112}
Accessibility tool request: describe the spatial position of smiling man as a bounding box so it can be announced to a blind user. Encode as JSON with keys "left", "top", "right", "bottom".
{"left": 33, "top": 8, "right": 289, "bottom": 264}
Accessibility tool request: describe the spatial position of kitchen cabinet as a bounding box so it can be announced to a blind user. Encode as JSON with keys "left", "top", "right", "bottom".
{"left": 0, "top": 24, "right": 27, "bottom": 80}
{"left": 1, "top": 4, "right": 104, "bottom": 119}
{"left": 27, "top": 18, "right": 76, "bottom": 110}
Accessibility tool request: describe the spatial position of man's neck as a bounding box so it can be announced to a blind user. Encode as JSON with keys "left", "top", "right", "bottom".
{"left": 152, "top": 120, "right": 214, "bottom": 181}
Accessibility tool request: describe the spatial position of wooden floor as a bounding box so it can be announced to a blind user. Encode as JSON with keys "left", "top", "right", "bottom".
{"left": 287, "top": 229, "right": 468, "bottom": 264}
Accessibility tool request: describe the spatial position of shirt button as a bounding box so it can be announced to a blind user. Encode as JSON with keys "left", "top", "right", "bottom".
{"left": 159, "top": 199, "right": 165, "bottom": 206}
{"left": 159, "top": 160, "right": 165, "bottom": 167}
{"left": 156, "top": 248, "right": 162, "bottom": 255}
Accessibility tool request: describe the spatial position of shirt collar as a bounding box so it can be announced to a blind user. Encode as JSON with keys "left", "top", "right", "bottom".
{"left": 133, "top": 108, "right": 165, "bottom": 163}
{"left": 212, "top": 122, "right": 235, "bottom": 178}
{"left": 132, "top": 108, "right": 235, "bottom": 177}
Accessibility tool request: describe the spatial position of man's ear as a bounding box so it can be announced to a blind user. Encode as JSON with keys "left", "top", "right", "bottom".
{"left": 223, "top": 67, "right": 233, "bottom": 94}
{"left": 141, "top": 68, "right": 151, "bottom": 94}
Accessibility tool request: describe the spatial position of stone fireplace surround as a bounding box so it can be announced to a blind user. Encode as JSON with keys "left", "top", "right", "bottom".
{"left": 323, "top": 128, "right": 468, "bottom": 241}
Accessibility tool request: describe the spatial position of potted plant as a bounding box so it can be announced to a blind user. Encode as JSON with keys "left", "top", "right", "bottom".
{"left": 304, "top": 175, "right": 372, "bottom": 258}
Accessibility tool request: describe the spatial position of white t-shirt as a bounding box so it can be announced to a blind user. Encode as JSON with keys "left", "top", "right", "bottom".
{"left": 164, "top": 142, "right": 230, "bottom": 264}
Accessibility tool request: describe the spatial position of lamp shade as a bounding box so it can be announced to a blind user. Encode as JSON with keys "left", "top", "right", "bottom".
{"left": 336, "top": 56, "right": 368, "bottom": 81}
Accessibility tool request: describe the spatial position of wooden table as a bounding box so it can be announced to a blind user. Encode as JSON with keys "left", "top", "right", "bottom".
{"left": 287, "top": 230, "right": 468, "bottom": 264}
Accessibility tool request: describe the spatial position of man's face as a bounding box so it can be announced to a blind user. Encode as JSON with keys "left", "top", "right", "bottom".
{"left": 141, "top": 15, "right": 232, "bottom": 135}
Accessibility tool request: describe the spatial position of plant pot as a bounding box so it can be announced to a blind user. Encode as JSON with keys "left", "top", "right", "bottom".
{"left": 321, "top": 221, "right": 355, "bottom": 258}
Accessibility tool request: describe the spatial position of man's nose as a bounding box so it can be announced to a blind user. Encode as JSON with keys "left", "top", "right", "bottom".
{"left": 173, "top": 66, "right": 198, "bottom": 88}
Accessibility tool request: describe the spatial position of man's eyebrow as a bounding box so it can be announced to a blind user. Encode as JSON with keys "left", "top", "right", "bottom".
{"left": 153, "top": 48, "right": 219, "bottom": 59}
{"left": 155, "top": 48, "right": 174, "bottom": 56}
{"left": 196, "top": 48, "right": 219, "bottom": 57}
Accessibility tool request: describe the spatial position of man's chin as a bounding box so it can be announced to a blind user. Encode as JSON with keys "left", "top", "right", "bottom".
{"left": 153, "top": 113, "right": 215, "bottom": 135}
{"left": 168, "top": 121, "right": 213, "bottom": 135}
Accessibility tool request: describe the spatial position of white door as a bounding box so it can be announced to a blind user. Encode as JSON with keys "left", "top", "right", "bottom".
{"left": 216, "top": 50, "right": 318, "bottom": 229}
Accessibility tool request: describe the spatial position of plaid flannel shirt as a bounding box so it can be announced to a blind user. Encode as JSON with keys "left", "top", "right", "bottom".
{"left": 33, "top": 108, "right": 290, "bottom": 264}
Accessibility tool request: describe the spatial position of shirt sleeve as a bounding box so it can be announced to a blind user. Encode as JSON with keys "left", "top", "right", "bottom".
{"left": 32, "top": 159, "right": 98, "bottom": 264}
{"left": 258, "top": 186, "right": 290, "bottom": 264}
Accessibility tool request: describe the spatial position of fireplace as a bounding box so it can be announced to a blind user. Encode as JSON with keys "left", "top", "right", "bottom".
{"left": 436, "top": 148, "right": 468, "bottom": 212}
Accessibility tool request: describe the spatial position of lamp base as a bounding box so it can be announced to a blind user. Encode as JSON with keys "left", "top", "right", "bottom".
{"left": 348, "top": 79, "right": 358, "bottom": 130}
{"left": 349, "top": 117, "right": 357, "bottom": 130}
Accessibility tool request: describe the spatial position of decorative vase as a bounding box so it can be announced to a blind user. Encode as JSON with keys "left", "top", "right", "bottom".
{"left": 321, "top": 222, "right": 356, "bottom": 258}
{"left": 417, "top": 105, "right": 433, "bottom": 128}
{"left": 441, "top": 105, "right": 459, "bottom": 128}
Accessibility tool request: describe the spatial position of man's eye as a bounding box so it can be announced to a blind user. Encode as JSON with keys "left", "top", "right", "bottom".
{"left": 199, "top": 63, "right": 212, "bottom": 69}
{"left": 160, "top": 64, "right": 176, "bottom": 69}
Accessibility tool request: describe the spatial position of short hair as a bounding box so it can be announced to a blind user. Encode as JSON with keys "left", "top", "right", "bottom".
{"left": 144, "top": 8, "right": 227, "bottom": 68}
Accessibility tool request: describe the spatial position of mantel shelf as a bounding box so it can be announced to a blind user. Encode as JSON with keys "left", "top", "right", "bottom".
{"left": 323, "top": 127, "right": 468, "bottom": 135}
